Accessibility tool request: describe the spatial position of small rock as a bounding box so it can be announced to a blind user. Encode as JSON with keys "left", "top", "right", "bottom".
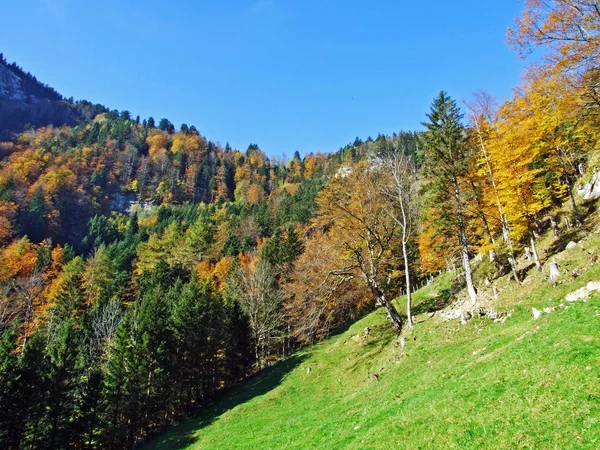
{"left": 587, "top": 281, "right": 600, "bottom": 292}
{"left": 532, "top": 308, "right": 543, "bottom": 320}
{"left": 586, "top": 366, "right": 592, "bottom": 371}
{"left": 461, "top": 311, "right": 472, "bottom": 325}
{"left": 543, "top": 307, "right": 555, "bottom": 314}
{"left": 306, "top": 367, "right": 311, "bottom": 374}
{"left": 566, "top": 287, "right": 590, "bottom": 302}
{"left": 363, "top": 327, "right": 371, "bottom": 339}
{"left": 549, "top": 259, "right": 560, "bottom": 281}
{"left": 486, "top": 308, "right": 499, "bottom": 320}
{"left": 566, "top": 241, "right": 577, "bottom": 250}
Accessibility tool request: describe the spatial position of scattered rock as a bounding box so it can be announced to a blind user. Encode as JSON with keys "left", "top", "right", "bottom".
{"left": 493, "top": 285, "right": 500, "bottom": 300}
{"left": 438, "top": 310, "right": 463, "bottom": 321}
{"left": 532, "top": 308, "right": 543, "bottom": 320}
{"left": 566, "top": 241, "right": 578, "bottom": 250}
{"left": 587, "top": 281, "right": 600, "bottom": 292}
{"left": 549, "top": 259, "right": 560, "bottom": 282}
{"left": 566, "top": 287, "right": 590, "bottom": 302}
{"left": 571, "top": 268, "right": 582, "bottom": 279}
{"left": 363, "top": 327, "right": 371, "bottom": 340}
{"left": 486, "top": 308, "right": 499, "bottom": 320}
{"left": 576, "top": 170, "right": 600, "bottom": 201}
{"left": 461, "top": 311, "right": 472, "bottom": 325}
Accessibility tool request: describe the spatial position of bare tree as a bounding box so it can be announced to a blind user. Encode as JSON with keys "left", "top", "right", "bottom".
{"left": 0, "top": 283, "right": 17, "bottom": 329}
{"left": 381, "top": 150, "right": 419, "bottom": 328}
{"left": 11, "top": 270, "right": 45, "bottom": 350}
{"left": 85, "top": 298, "right": 123, "bottom": 364}
{"left": 227, "top": 260, "right": 286, "bottom": 368}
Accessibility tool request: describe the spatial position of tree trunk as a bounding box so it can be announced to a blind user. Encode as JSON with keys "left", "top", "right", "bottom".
{"left": 367, "top": 278, "right": 402, "bottom": 332}
{"left": 460, "top": 236, "right": 478, "bottom": 307}
{"left": 568, "top": 184, "right": 581, "bottom": 226}
{"left": 402, "top": 239, "right": 413, "bottom": 329}
{"left": 529, "top": 230, "right": 542, "bottom": 270}
{"left": 453, "top": 180, "right": 478, "bottom": 306}
{"left": 501, "top": 217, "right": 521, "bottom": 284}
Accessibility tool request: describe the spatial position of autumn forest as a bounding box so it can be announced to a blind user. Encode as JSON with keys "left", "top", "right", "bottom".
{"left": 2, "top": 1, "right": 600, "bottom": 449}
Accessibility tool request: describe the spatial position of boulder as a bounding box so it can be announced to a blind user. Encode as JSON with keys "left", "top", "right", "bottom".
{"left": 565, "top": 286, "right": 590, "bottom": 302}
{"left": 587, "top": 281, "right": 600, "bottom": 292}
{"left": 577, "top": 171, "right": 600, "bottom": 201}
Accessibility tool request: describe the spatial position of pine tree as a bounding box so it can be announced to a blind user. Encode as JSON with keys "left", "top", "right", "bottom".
{"left": 421, "top": 92, "right": 478, "bottom": 306}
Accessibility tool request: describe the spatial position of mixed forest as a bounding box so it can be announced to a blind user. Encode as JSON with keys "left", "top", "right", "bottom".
{"left": 1, "top": 1, "right": 600, "bottom": 448}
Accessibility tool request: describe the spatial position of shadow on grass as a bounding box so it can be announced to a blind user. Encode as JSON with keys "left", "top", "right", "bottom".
{"left": 545, "top": 229, "right": 586, "bottom": 259}
{"left": 516, "top": 263, "right": 537, "bottom": 281}
{"left": 412, "top": 285, "right": 455, "bottom": 316}
{"left": 140, "top": 354, "right": 309, "bottom": 450}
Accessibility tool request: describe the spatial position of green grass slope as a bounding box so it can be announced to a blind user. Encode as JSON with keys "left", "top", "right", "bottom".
{"left": 142, "top": 231, "right": 600, "bottom": 450}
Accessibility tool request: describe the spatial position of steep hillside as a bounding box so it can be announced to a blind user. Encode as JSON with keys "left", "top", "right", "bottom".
{"left": 0, "top": 55, "right": 81, "bottom": 138}
{"left": 142, "top": 227, "right": 600, "bottom": 449}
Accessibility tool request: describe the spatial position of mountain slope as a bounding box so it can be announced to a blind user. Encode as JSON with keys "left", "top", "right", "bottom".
{"left": 0, "top": 55, "right": 80, "bottom": 138}
{"left": 142, "top": 229, "right": 600, "bottom": 450}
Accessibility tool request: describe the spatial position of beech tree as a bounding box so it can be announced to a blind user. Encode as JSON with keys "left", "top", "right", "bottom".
{"left": 310, "top": 162, "right": 405, "bottom": 332}
{"left": 464, "top": 92, "right": 521, "bottom": 283}
{"left": 509, "top": 0, "right": 600, "bottom": 107}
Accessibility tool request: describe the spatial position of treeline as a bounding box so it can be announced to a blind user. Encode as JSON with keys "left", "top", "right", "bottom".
{"left": 2, "top": 1, "right": 600, "bottom": 448}
{"left": 0, "top": 242, "right": 252, "bottom": 449}
{"left": 1, "top": 99, "right": 402, "bottom": 446}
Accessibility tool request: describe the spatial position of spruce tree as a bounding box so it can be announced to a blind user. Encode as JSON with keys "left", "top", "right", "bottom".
{"left": 421, "top": 91, "right": 478, "bottom": 305}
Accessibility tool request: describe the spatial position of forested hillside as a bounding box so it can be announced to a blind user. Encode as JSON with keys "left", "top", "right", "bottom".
{"left": 2, "top": 1, "right": 600, "bottom": 449}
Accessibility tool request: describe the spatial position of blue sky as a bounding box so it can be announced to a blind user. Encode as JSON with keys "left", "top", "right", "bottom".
{"left": 1, "top": 0, "right": 526, "bottom": 156}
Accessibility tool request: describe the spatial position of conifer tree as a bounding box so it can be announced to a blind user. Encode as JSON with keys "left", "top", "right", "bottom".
{"left": 421, "top": 92, "right": 478, "bottom": 305}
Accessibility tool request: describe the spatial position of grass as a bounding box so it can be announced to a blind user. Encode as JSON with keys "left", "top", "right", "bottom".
{"left": 141, "top": 229, "right": 600, "bottom": 450}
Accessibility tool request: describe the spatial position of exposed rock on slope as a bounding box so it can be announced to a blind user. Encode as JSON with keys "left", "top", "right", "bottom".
{"left": 0, "top": 57, "right": 79, "bottom": 138}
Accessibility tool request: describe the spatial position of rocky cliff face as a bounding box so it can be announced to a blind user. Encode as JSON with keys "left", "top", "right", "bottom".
{"left": 0, "top": 59, "right": 79, "bottom": 138}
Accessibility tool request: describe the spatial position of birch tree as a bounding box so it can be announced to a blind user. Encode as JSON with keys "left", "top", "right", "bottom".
{"left": 381, "top": 150, "right": 419, "bottom": 328}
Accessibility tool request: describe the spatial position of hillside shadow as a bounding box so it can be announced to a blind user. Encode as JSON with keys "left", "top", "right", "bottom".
{"left": 516, "top": 263, "right": 537, "bottom": 281}
{"left": 545, "top": 229, "right": 586, "bottom": 259}
{"left": 412, "top": 285, "right": 454, "bottom": 316}
{"left": 140, "top": 354, "right": 308, "bottom": 449}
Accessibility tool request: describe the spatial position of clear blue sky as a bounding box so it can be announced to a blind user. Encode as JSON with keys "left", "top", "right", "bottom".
{"left": 1, "top": 0, "right": 526, "bottom": 156}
